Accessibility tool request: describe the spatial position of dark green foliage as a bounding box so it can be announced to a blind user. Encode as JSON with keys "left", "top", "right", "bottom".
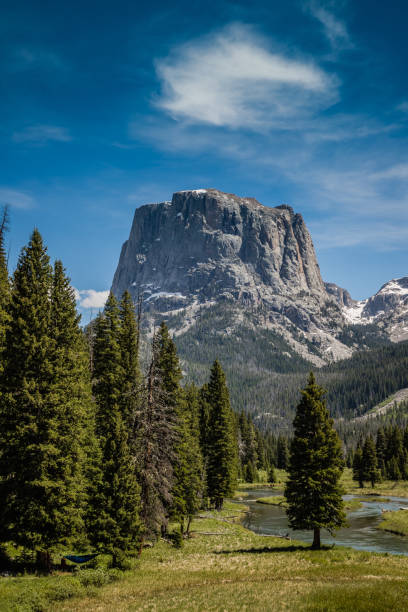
{"left": 0, "top": 233, "right": 89, "bottom": 553}
{"left": 362, "top": 436, "right": 379, "bottom": 487}
{"left": 119, "top": 291, "right": 142, "bottom": 433}
{"left": 0, "top": 206, "right": 10, "bottom": 369}
{"left": 285, "top": 373, "right": 346, "bottom": 549}
{"left": 135, "top": 329, "right": 178, "bottom": 538}
{"left": 205, "top": 360, "right": 238, "bottom": 510}
{"left": 352, "top": 444, "right": 364, "bottom": 487}
{"left": 277, "top": 436, "right": 290, "bottom": 469}
{"left": 91, "top": 292, "right": 141, "bottom": 564}
{"left": 238, "top": 411, "right": 259, "bottom": 481}
{"left": 172, "top": 385, "right": 204, "bottom": 533}
{"left": 267, "top": 464, "right": 277, "bottom": 484}
{"left": 93, "top": 293, "right": 124, "bottom": 435}
{"left": 376, "top": 428, "right": 386, "bottom": 477}
{"left": 92, "top": 410, "right": 141, "bottom": 566}
{"left": 153, "top": 300, "right": 408, "bottom": 430}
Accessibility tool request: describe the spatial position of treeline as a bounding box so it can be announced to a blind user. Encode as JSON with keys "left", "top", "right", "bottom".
{"left": 350, "top": 423, "right": 408, "bottom": 487}
{"left": 0, "top": 224, "right": 277, "bottom": 570}
{"left": 163, "top": 299, "right": 408, "bottom": 429}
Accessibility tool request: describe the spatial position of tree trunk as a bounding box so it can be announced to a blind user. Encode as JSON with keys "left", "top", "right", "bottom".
{"left": 36, "top": 550, "right": 51, "bottom": 574}
{"left": 186, "top": 515, "right": 192, "bottom": 536}
{"left": 312, "top": 527, "right": 321, "bottom": 549}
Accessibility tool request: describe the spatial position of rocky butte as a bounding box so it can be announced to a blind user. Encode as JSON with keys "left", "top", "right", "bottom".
{"left": 112, "top": 188, "right": 354, "bottom": 364}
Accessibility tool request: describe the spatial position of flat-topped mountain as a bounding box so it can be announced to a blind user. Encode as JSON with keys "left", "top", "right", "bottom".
{"left": 112, "top": 188, "right": 350, "bottom": 363}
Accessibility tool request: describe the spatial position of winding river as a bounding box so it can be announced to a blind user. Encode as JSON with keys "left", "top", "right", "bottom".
{"left": 240, "top": 489, "right": 408, "bottom": 555}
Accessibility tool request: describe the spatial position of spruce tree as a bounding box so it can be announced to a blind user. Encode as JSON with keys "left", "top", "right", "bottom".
{"left": 93, "top": 293, "right": 123, "bottom": 436}
{"left": 206, "top": 360, "right": 238, "bottom": 510}
{"left": 135, "top": 329, "right": 178, "bottom": 543}
{"left": 352, "top": 444, "right": 364, "bottom": 488}
{"left": 172, "top": 385, "right": 204, "bottom": 534}
{"left": 285, "top": 373, "right": 346, "bottom": 549}
{"left": 0, "top": 206, "right": 10, "bottom": 370}
{"left": 362, "top": 435, "right": 379, "bottom": 488}
{"left": 376, "top": 428, "right": 386, "bottom": 477}
{"left": 92, "top": 292, "right": 141, "bottom": 565}
{"left": 119, "top": 291, "right": 142, "bottom": 433}
{"left": 277, "top": 436, "right": 290, "bottom": 470}
{"left": 0, "top": 232, "right": 90, "bottom": 565}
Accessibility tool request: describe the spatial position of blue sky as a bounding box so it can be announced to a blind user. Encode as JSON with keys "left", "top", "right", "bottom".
{"left": 2, "top": 0, "right": 408, "bottom": 315}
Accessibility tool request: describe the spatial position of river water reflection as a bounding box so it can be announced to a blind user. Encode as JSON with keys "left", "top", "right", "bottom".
{"left": 241, "top": 489, "right": 408, "bottom": 555}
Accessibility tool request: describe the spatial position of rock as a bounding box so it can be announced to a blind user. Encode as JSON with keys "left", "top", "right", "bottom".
{"left": 343, "top": 277, "right": 408, "bottom": 342}
{"left": 111, "top": 188, "right": 351, "bottom": 362}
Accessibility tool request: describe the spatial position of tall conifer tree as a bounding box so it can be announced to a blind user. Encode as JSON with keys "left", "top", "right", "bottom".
{"left": 206, "top": 360, "right": 238, "bottom": 510}
{"left": 135, "top": 329, "right": 178, "bottom": 543}
{"left": 92, "top": 292, "right": 141, "bottom": 565}
{"left": 0, "top": 206, "right": 10, "bottom": 370}
{"left": 285, "top": 372, "right": 346, "bottom": 549}
{"left": 362, "top": 435, "right": 379, "bottom": 488}
{"left": 0, "top": 232, "right": 90, "bottom": 564}
{"left": 119, "top": 291, "right": 142, "bottom": 433}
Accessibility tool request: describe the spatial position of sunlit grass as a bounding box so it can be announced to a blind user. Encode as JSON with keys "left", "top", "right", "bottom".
{"left": 4, "top": 497, "right": 408, "bottom": 611}
{"left": 378, "top": 509, "right": 408, "bottom": 536}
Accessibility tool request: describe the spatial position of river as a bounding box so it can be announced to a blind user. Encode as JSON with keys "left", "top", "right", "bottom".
{"left": 240, "top": 489, "right": 408, "bottom": 555}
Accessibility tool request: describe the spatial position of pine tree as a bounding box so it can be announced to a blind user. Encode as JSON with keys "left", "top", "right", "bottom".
{"left": 135, "top": 329, "right": 178, "bottom": 543}
{"left": 119, "top": 291, "right": 142, "bottom": 433}
{"left": 376, "top": 428, "right": 386, "bottom": 477}
{"left": 285, "top": 372, "right": 346, "bottom": 549}
{"left": 0, "top": 206, "right": 10, "bottom": 371}
{"left": 92, "top": 409, "right": 141, "bottom": 566}
{"left": 0, "top": 232, "right": 90, "bottom": 566}
{"left": 92, "top": 292, "right": 141, "bottom": 565}
{"left": 362, "top": 435, "right": 379, "bottom": 488}
{"left": 277, "top": 436, "right": 290, "bottom": 470}
{"left": 206, "top": 360, "right": 238, "bottom": 510}
{"left": 93, "top": 293, "right": 123, "bottom": 436}
{"left": 173, "top": 385, "right": 204, "bottom": 534}
{"left": 48, "top": 260, "right": 96, "bottom": 546}
{"left": 352, "top": 444, "right": 364, "bottom": 488}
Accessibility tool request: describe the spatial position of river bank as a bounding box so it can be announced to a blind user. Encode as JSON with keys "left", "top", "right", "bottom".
{"left": 4, "top": 499, "right": 408, "bottom": 611}
{"left": 55, "top": 500, "right": 408, "bottom": 611}
{"left": 238, "top": 468, "right": 408, "bottom": 500}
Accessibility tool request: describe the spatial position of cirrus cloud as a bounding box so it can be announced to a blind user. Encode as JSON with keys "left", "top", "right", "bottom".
{"left": 13, "top": 124, "right": 72, "bottom": 145}
{"left": 155, "top": 23, "right": 338, "bottom": 129}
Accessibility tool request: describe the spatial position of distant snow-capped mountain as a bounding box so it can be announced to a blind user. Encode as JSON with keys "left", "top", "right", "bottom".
{"left": 342, "top": 277, "right": 408, "bottom": 342}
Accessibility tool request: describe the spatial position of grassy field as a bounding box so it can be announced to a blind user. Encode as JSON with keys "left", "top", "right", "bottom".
{"left": 378, "top": 509, "right": 408, "bottom": 536}
{"left": 3, "top": 501, "right": 408, "bottom": 611}
{"left": 340, "top": 468, "right": 408, "bottom": 498}
{"left": 241, "top": 468, "right": 408, "bottom": 500}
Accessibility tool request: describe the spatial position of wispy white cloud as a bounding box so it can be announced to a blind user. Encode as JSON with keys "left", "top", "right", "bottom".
{"left": 396, "top": 101, "right": 408, "bottom": 114}
{"left": 0, "top": 188, "right": 34, "bottom": 209}
{"left": 74, "top": 289, "right": 109, "bottom": 309}
{"left": 155, "top": 23, "right": 338, "bottom": 129}
{"left": 306, "top": 1, "right": 353, "bottom": 51}
{"left": 311, "top": 217, "right": 408, "bottom": 250}
{"left": 10, "top": 47, "right": 66, "bottom": 72}
{"left": 13, "top": 124, "right": 72, "bottom": 145}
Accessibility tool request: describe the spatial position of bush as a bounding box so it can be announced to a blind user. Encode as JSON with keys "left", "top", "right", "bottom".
{"left": 12, "top": 588, "right": 47, "bottom": 612}
{"left": 171, "top": 530, "right": 184, "bottom": 549}
{"left": 77, "top": 567, "right": 122, "bottom": 588}
{"left": 46, "top": 577, "right": 84, "bottom": 601}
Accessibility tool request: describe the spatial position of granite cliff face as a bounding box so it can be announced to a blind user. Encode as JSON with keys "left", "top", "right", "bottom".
{"left": 112, "top": 188, "right": 351, "bottom": 363}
